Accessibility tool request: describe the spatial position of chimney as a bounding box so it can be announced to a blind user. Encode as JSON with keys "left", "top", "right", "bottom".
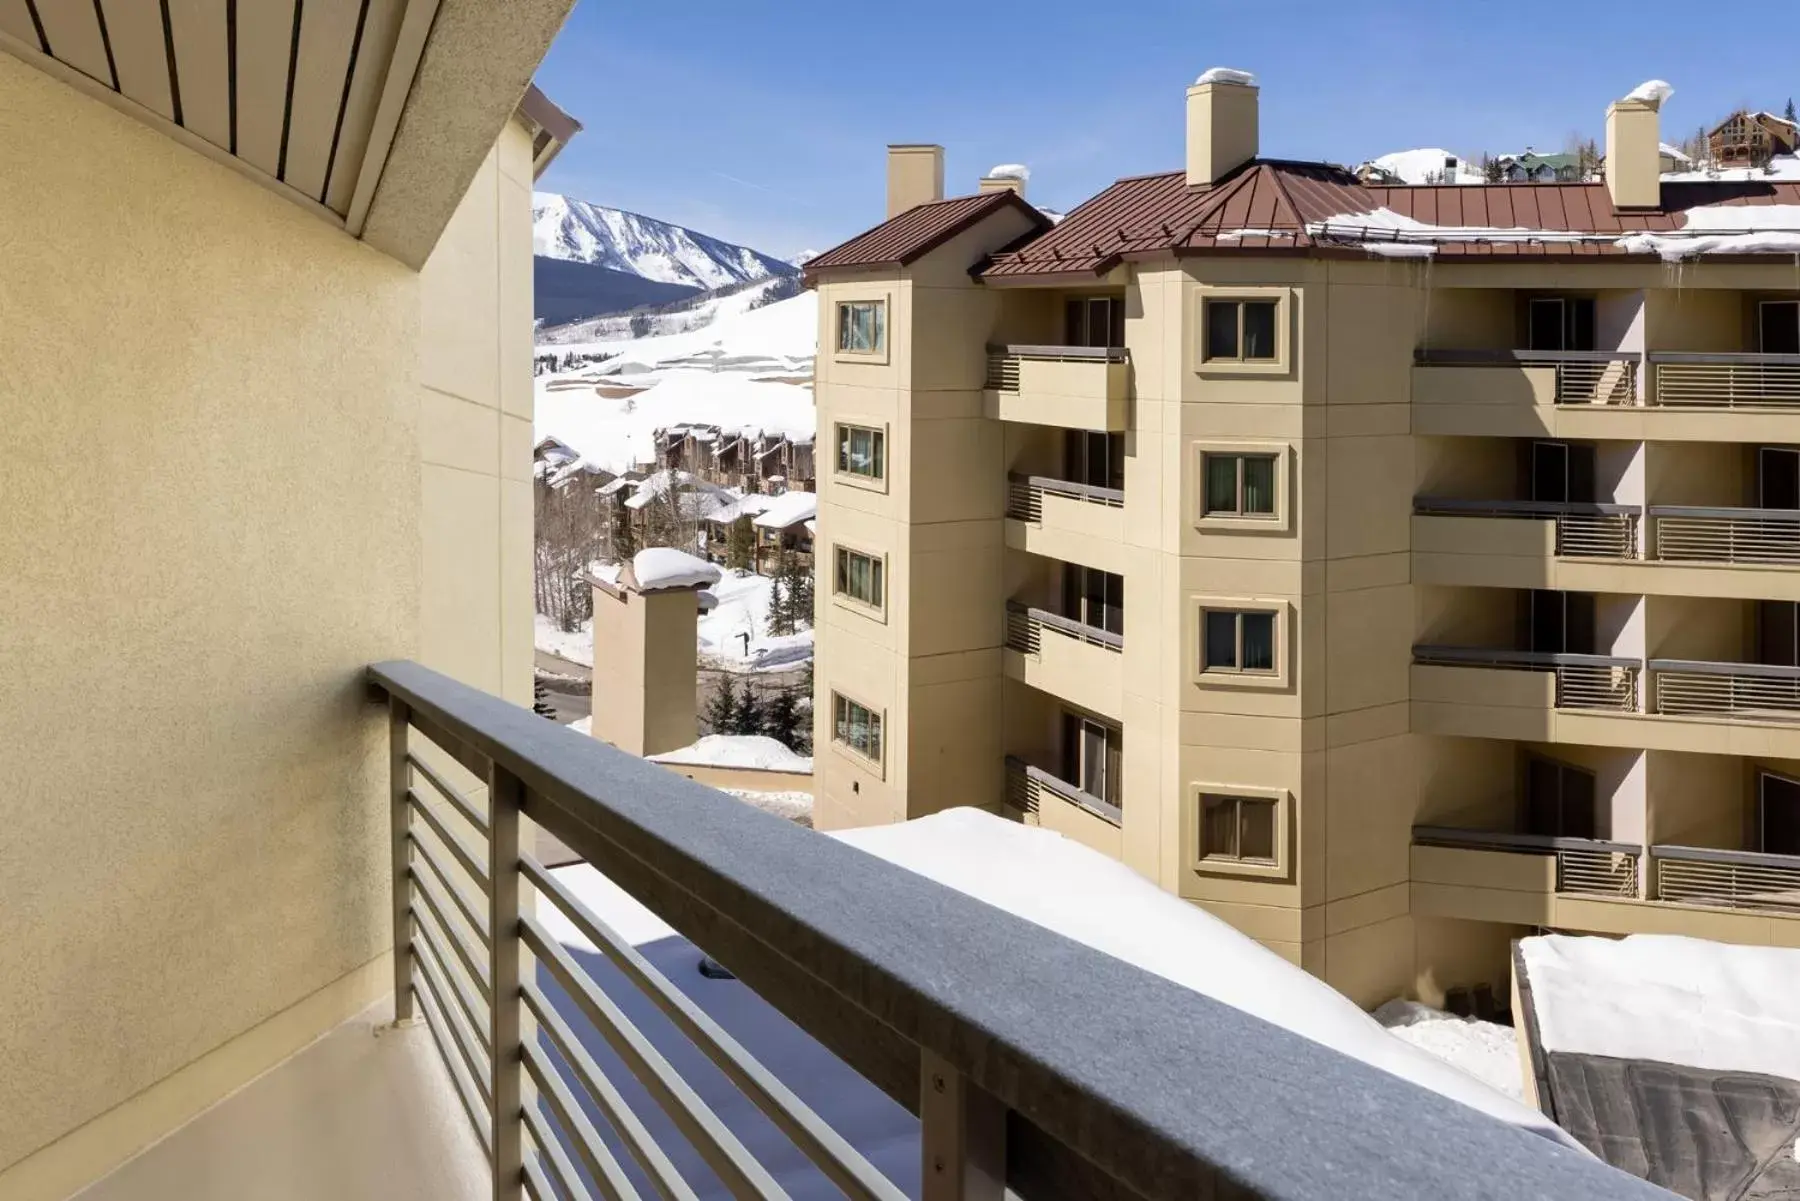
{"left": 887, "top": 144, "right": 944, "bottom": 217}
{"left": 1186, "top": 68, "right": 1259, "bottom": 187}
{"left": 978, "top": 163, "right": 1029, "bottom": 198}
{"left": 1606, "top": 79, "right": 1672, "bottom": 210}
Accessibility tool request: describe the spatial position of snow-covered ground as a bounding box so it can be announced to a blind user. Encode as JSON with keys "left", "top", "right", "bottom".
{"left": 721, "top": 788, "right": 813, "bottom": 824}
{"left": 535, "top": 613, "right": 593, "bottom": 668}
{"left": 697, "top": 569, "right": 813, "bottom": 670}
{"left": 650, "top": 734, "right": 812, "bottom": 773}
{"left": 1362, "top": 147, "right": 1486, "bottom": 184}
{"left": 1374, "top": 1000, "right": 1525, "bottom": 1102}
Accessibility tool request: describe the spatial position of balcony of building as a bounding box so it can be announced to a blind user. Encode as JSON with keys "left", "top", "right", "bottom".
{"left": 1000, "top": 684, "right": 1125, "bottom": 862}
{"left": 983, "top": 286, "right": 1132, "bottom": 432}
{"left": 1002, "top": 426, "right": 1128, "bottom": 574}
{"left": 1002, "top": 552, "right": 1124, "bottom": 722}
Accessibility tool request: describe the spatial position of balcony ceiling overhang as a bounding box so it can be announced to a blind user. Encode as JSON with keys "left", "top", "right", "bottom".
{"left": 0, "top": 0, "right": 576, "bottom": 268}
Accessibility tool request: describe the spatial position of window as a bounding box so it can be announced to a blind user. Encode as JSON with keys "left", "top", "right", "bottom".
{"left": 833, "top": 546, "right": 884, "bottom": 610}
{"left": 1202, "top": 452, "right": 1278, "bottom": 517}
{"left": 1525, "top": 296, "right": 1595, "bottom": 352}
{"left": 832, "top": 693, "right": 882, "bottom": 763}
{"left": 1064, "top": 430, "right": 1125, "bottom": 491}
{"left": 1064, "top": 296, "right": 1125, "bottom": 349}
{"left": 1203, "top": 298, "right": 1278, "bottom": 362}
{"left": 1062, "top": 566, "right": 1123, "bottom": 637}
{"left": 836, "top": 300, "right": 886, "bottom": 354}
{"left": 1761, "top": 301, "right": 1800, "bottom": 356}
{"left": 835, "top": 424, "right": 885, "bottom": 481}
{"left": 1524, "top": 756, "right": 1597, "bottom": 840}
{"left": 1199, "top": 794, "right": 1278, "bottom": 863}
{"left": 1202, "top": 609, "right": 1275, "bottom": 673}
{"left": 1059, "top": 713, "right": 1123, "bottom": 808}
{"left": 1759, "top": 772, "right": 1800, "bottom": 857}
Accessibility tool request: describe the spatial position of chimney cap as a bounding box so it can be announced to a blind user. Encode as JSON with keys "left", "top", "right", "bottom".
{"left": 1194, "top": 67, "right": 1257, "bottom": 88}
{"left": 985, "top": 163, "right": 1030, "bottom": 181}
{"left": 1620, "top": 79, "right": 1674, "bottom": 110}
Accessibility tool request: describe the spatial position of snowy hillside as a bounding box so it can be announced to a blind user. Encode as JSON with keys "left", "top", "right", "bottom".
{"left": 539, "top": 274, "right": 803, "bottom": 346}
{"left": 1361, "top": 148, "right": 1485, "bottom": 185}
{"left": 533, "top": 191, "right": 797, "bottom": 291}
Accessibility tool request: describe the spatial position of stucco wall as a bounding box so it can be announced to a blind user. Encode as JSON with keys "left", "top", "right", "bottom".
{"left": 0, "top": 58, "right": 530, "bottom": 1186}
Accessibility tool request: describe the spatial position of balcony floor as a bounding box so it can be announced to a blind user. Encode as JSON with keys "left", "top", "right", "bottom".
{"left": 75, "top": 999, "right": 485, "bottom": 1201}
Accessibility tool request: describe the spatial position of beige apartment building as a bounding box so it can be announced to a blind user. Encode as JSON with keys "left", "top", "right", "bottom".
{"left": 804, "top": 72, "right": 1800, "bottom": 1007}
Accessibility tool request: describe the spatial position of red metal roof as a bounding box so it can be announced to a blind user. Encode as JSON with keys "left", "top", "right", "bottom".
{"left": 977, "top": 161, "right": 1800, "bottom": 277}
{"left": 802, "top": 191, "right": 1050, "bottom": 282}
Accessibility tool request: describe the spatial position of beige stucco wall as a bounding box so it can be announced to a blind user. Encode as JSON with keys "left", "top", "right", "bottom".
{"left": 0, "top": 57, "right": 532, "bottom": 1195}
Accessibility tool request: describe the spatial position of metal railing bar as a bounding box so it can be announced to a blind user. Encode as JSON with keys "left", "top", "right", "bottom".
{"left": 524, "top": 1150, "right": 575, "bottom": 1201}
{"left": 1412, "top": 826, "right": 1644, "bottom": 857}
{"left": 1646, "top": 351, "right": 1800, "bottom": 365}
{"left": 523, "top": 1041, "right": 645, "bottom": 1201}
{"left": 411, "top": 872, "right": 492, "bottom": 1002}
{"left": 522, "top": 980, "right": 699, "bottom": 1201}
{"left": 1649, "top": 658, "right": 1800, "bottom": 680}
{"left": 409, "top": 831, "right": 492, "bottom": 943}
{"left": 1412, "top": 645, "right": 1640, "bottom": 669}
{"left": 1008, "top": 473, "right": 1126, "bottom": 507}
{"left": 1007, "top": 758, "right": 1123, "bottom": 827}
{"left": 986, "top": 343, "right": 1129, "bottom": 362}
{"left": 1005, "top": 601, "right": 1124, "bottom": 651}
{"left": 412, "top": 977, "right": 494, "bottom": 1159}
{"left": 522, "top": 856, "right": 905, "bottom": 1201}
{"left": 1415, "top": 348, "right": 1638, "bottom": 364}
{"left": 1649, "top": 505, "right": 1800, "bottom": 520}
{"left": 407, "top": 749, "right": 490, "bottom": 833}
{"left": 411, "top": 910, "right": 492, "bottom": 1054}
{"left": 525, "top": 1107, "right": 600, "bottom": 1201}
{"left": 411, "top": 945, "right": 492, "bottom": 1104}
{"left": 408, "top": 786, "right": 492, "bottom": 890}
{"left": 1653, "top": 843, "right": 1800, "bottom": 870}
{"left": 1414, "top": 496, "right": 1642, "bottom": 517}
{"left": 520, "top": 914, "right": 787, "bottom": 1201}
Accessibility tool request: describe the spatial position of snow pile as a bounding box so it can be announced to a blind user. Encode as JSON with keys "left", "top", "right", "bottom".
{"left": 1617, "top": 202, "right": 1800, "bottom": 261}
{"left": 1374, "top": 1000, "right": 1525, "bottom": 1102}
{"left": 697, "top": 570, "right": 813, "bottom": 670}
{"left": 630, "top": 548, "right": 721, "bottom": 592}
{"left": 986, "top": 163, "right": 1030, "bottom": 181}
{"left": 1308, "top": 203, "right": 1800, "bottom": 262}
{"left": 752, "top": 490, "right": 818, "bottom": 531}
{"left": 1659, "top": 141, "right": 1692, "bottom": 164}
{"left": 1662, "top": 152, "right": 1800, "bottom": 184}
{"left": 535, "top": 614, "right": 593, "bottom": 667}
{"left": 650, "top": 734, "right": 812, "bottom": 773}
{"left": 1363, "top": 149, "right": 1484, "bottom": 186}
{"left": 722, "top": 789, "right": 813, "bottom": 823}
{"left": 1195, "top": 67, "right": 1256, "bottom": 87}
{"left": 1622, "top": 79, "right": 1673, "bottom": 107}
{"left": 1520, "top": 933, "right": 1800, "bottom": 1080}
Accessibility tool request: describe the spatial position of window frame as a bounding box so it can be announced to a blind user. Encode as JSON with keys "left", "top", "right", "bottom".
{"left": 832, "top": 420, "right": 889, "bottom": 492}
{"left": 1190, "top": 596, "right": 1290, "bottom": 689}
{"left": 1182, "top": 783, "right": 1290, "bottom": 882}
{"left": 831, "top": 293, "right": 892, "bottom": 364}
{"left": 830, "top": 690, "right": 885, "bottom": 771}
{"left": 1202, "top": 609, "right": 1277, "bottom": 674}
{"left": 1192, "top": 286, "right": 1292, "bottom": 377}
{"left": 1193, "top": 441, "right": 1291, "bottom": 532}
{"left": 831, "top": 543, "right": 886, "bottom": 616}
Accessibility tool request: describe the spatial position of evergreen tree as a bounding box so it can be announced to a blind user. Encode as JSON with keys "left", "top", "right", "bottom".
{"left": 532, "top": 679, "right": 558, "bottom": 720}
{"left": 790, "top": 555, "right": 814, "bottom": 627}
{"left": 703, "top": 675, "right": 739, "bottom": 735}
{"left": 1787, "top": 98, "right": 1797, "bottom": 124}
{"left": 613, "top": 503, "right": 637, "bottom": 561}
{"left": 760, "top": 685, "right": 802, "bottom": 750}
{"left": 733, "top": 682, "right": 765, "bottom": 736}
{"left": 726, "top": 515, "right": 755, "bottom": 571}
{"left": 765, "top": 573, "right": 790, "bottom": 637}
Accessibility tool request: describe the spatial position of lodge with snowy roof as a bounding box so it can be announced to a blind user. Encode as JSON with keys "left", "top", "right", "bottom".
{"left": 801, "top": 66, "right": 1800, "bottom": 1013}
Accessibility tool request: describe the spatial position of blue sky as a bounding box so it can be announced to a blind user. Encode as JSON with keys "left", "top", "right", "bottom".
{"left": 534, "top": 0, "right": 1797, "bottom": 260}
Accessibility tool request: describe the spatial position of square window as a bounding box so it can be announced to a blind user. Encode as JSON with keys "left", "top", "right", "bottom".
{"left": 1200, "top": 608, "right": 1279, "bottom": 675}
{"left": 832, "top": 693, "right": 883, "bottom": 763}
{"left": 1201, "top": 452, "right": 1279, "bottom": 518}
{"left": 835, "top": 424, "right": 885, "bottom": 480}
{"left": 833, "top": 547, "right": 883, "bottom": 610}
{"left": 1199, "top": 294, "right": 1285, "bottom": 367}
{"left": 1200, "top": 794, "right": 1278, "bottom": 863}
{"left": 836, "top": 301, "right": 886, "bottom": 354}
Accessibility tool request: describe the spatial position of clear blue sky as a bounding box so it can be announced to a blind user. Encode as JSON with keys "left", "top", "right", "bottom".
{"left": 533, "top": 0, "right": 1797, "bottom": 260}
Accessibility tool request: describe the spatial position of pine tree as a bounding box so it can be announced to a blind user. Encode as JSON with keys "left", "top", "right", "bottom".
{"left": 760, "top": 685, "right": 801, "bottom": 750}
{"left": 790, "top": 555, "right": 814, "bottom": 628}
{"left": 532, "top": 679, "right": 558, "bottom": 720}
{"left": 1787, "top": 98, "right": 1797, "bottom": 124}
{"left": 613, "top": 503, "right": 637, "bottom": 561}
{"left": 726, "top": 515, "right": 754, "bottom": 571}
{"left": 703, "top": 675, "right": 739, "bottom": 735}
{"left": 733, "top": 682, "right": 765, "bottom": 736}
{"left": 765, "top": 573, "right": 790, "bottom": 637}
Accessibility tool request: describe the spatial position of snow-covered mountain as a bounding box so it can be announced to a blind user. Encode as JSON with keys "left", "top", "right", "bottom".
{"left": 533, "top": 192, "right": 796, "bottom": 291}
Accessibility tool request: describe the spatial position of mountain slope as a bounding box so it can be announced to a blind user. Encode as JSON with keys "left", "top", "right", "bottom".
{"left": 534, "top": 258, "right": 699, "bottom": 327}
{"left": 533, "top": 192, "right": 796, "bottom": 290}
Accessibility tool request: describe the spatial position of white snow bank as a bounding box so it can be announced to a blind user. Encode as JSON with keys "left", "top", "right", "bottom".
{"left": 835, "top": 809, "right": 1576, "bottom": 1146}
{"left": 1310, "top": 203, "right": 1800, "bottom": 262}
{"left": 569, "top": 715, "right": 591, "bottom": 735}
{"left": 1659, "top": 141, "right": 1692, "bottom": 163}
{"left": 1520, "top": 933, "right": 1800, "bottom": 1081}
{"left": 650, "top": 734, "right": 812, "bottom": 773}
{"left": 1374, "top": 1000, "right": 1525, "bottom": 1102}
{"left": 631, "top": 547, "right": 721, "bottom": 592}
{"left": 1195, "top": 67, "right": 1256, "bottom": 87}
{"left": 986, "top": 163, "right": 1030, "bottom": 181}
{"left": 535, "top": 614, "right": 593, "bottom": 668}
{"left": 1364, "top": 149, "right": 1483, "bottom": 185}
{"left": 1664, "top": 153, "right": 1800, "bottom": 183}
{"left": 722, "top": 789, "right": 813, "bottom": 823}
{"left": 1309, "top": 207, "right": 1595, "bottom": 245}
{"left": 752, "top": 490, "right": 817, "bottom": 530}
{"left": 1617, "top": 202, "right": 1800, "bottom": 261}
{"left": 696, "top": 570, "right": 814, "bottom": 670}
{"left": 536, "top": 371, "right": 815, "bottom": 478}
{"left": 1623, "top": 79, "right": 1673, "bottom": 107}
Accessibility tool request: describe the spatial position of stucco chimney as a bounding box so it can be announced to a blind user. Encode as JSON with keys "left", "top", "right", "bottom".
{"left": 978, "top": 163, "right": 1029, "bottom": 198}
{"left": 887, "top": 144, "right": 944, "bottom": 217}
{"left": 1186, "top": 68, "right": 1259, "bottom": 187}
{"left": 1606, "top": 79, "right": 1672, "bottom": 210}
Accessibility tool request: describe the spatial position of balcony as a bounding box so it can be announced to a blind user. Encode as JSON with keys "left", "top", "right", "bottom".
{"left": 1649, "top": 353, "right": 1800, "bottom": 408}
{"left": 1414, "top": 497, "right": 1639, "bottom": 560}
{"left": 1652, "top": 844, "right": 1800, "bottom": 914}
{"left": 1649, "top": 506, "right": 1800, "bottom": 565}
{"left": 1003, "top": 602, "right": 1124, "bottom": 721}
{"left": 1004, "top": 756, "right": 1123, "bottom": 864}
{"left": 1649, "top": 659, "right": 1800, "bottom": 721}
{"left": 983, "top": 345, "right": 1129, "bottom": 432}
{"left": 1415, "top": 826, "right": 1643, "bottom": 899}
{"left": 1414, "top": 646, "right": 1640, "bottom": 711}
{"left": 1412, "top": 350, "right": 1638, "bottom": 438}
{"left": 1004, "top": 473, "right": 1126, "bottom": 574}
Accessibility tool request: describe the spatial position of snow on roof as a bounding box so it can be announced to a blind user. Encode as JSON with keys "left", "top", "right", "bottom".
{"left": 986, "top": 163, "right": 1030, "bottom": 181}
{"left": 1617, "top": 201, "right": 1800, "bottom": 261}
{"left": 649, "top": 734, "right": 812, "bottom": 773}
{"left": 1310, "top": 202, "right": 1800, "bottom": 261}
{"left": 752, "top": 490, "right": 817, "bottom": 530}
{"left": 629, "top": 547, "right": 721, "bottom": 592}
{"left": 1658, "top": 141, "right": 1691, "bottom": 162}
{"left": 1622, "top": 78, "right": 1673, "bottom": 107}
{"left": 1520, "top": 933, "right": 1800, "bottom": 1081}
{"left": 700, "top": 491, "right": 774, "bottom": 524}
{"left": 1194, "top": 67, "right": 1256, "bottom": 87}
{"left": 1363, "top": 148, "right": 1484, "bottom": 186}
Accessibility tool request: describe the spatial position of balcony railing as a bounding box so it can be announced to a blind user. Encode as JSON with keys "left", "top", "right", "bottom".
{"left": 1649, "top": 505, "right": 1800, "bottom": 565}
{"left": 1412, "top": 645, "right": 1641, "bottom": 711}
{"left": 1413, "top": 826, "right": 1643, "bottom": 898}
{"left": 361, "top": 662, "right": 1660, "bottom": 1200}
{"left": 984, "top": 343, "right": 1128, "bottom": 392}
{"left": 1650, "top": 658, "right": 1800, "bottom": 720}
{"left": 1005, "top": 601, "right": 1123, "bottom": 656}
{"left": 1649, "top": 352, "right": 1800, "bottom": 408}
{"left": 1006, "top": 473, "right": 1124, "bottom": 522}
{"left": 1413, "top": 497, "right": 1641, "bottom": 558}
{"left": 1414, "top": 349, "right": 1640, "bottom": 405}
{"left": 1653, "top": 844, "right": 1800, "bottom": 913}
{"left": 1005, "top": 754, "right": 1122, "bottom": 826}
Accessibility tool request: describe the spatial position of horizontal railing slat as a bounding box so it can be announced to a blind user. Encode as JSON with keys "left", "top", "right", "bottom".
{"left": 1413, "top": 645, "right": 1639, "bottom": 669}
{"left": 1415, "top": 348, "right": 1637, "bottom": 364}
{"left": 522, "top": 1041, "right": 645, "bottom": 1201}
{"left": 409, "top": 831, "right": 492, "bottom": 943}
{"left": 986, "top": 343, "right": 1128, "bottom": 362}
{"left": 412, "top": 974, "right": 494, "bottom": 1159}
{"left": 1653, "top": 843, "right": 1800, "bottom": 870}
{"left": 1650, "top": 658, "right": 1800, "bottom": 680}
{"left": 410, "top": 907, "right": 491, "bottom": 1053}
{"left": 411, "top": 875, "right": 492, "bottom": 1001}
{"left": 1006, "top": 756, "right": 1123, "bottom": 827}
{"left": 1412, "top": 826, "right": 1644, "bottom": 857}
{"left": 1414, "top": 496, "right": 1641, "bottom": 517}
{"left": 408, "top": 750, "right": 490, "bottom": 833}
{"left": 408, "top": 786, "right": 492, "bottom": 890}
{"left": 411, "top": 945, "right": 492, "bottom": 1104}
{"left": 1009, "top": 472, "right": 1126, "bottom": 507}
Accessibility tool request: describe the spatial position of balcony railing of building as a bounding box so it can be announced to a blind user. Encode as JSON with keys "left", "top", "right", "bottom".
{"left": 1650, "top": 658, "right": 1800, "bottom": 720}
{"left": 1649, "top": 505, "right": 1800, "bottom": 565}
{"left": 1004, "top": 754, "right": 1123, "bottom": 827}
{"left": 363, "top": 662, "right": 1662, "bottom": 1201}
{"left": 1649, "top": 352, "right": 1800, "bottom": 408}
{"left": 1412, "top": 645, "right": 1642, "bottom": 711}
{"left": 1413, "top": 826, "right": 1643, "bottom": 898}
{"left": 1652, "top": 844, "right": 1800, "bottom": 913}
{"left": 1414, "top": 497, "right": 1641, "bottom": 558}
{"left": 1005, "top": 601, "right": 1124, "bottom": 657}
{"left": 1006, "top": 473, "right": 1125, "bottom": 523}
{"left": 985, "top": 344, "right": 1129, "bottom": 393}
{"left": 1414, "top": 349, "right": 1640, "bottom": 405}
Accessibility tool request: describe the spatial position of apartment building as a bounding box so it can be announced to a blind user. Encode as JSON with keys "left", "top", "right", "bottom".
{"left": 804, "top": 71, "right": 1800, "bottom": 1007}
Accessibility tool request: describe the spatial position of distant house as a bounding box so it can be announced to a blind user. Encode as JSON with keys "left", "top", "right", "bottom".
{"left": 1497, "top": 150, "right": 1582, "bottom": 183}
{"left": 651, "top": 423, "right": 817, "bottom": 493}
{"left": 1658, "top": 142, "right": 1693, "bottom": 172}
{"left": 1353, "top": 162, "right": 1405, "bottom": 186}
{"left": 1709, "top": 110, "right": 1800, "bottom": 167}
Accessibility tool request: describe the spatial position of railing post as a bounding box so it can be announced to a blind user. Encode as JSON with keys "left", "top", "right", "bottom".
{"left": 389, "top": 698, "right": 414, "bottom": 1024}
{"left": 920, "top": 1049, "right": 1004, "bottom": 1201}
{"left": 489, "top": 764, "right": 525, "bottom": 1200}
